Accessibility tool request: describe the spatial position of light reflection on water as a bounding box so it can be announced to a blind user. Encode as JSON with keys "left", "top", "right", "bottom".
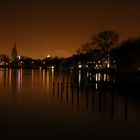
{"left": 0, "top": 69, "right": 140, "bottom": 138}
{"left": 94, "top": 73, "right": 113, "bottom": 82}
{"left": 17, "top": 69, "right": 22, "bottom": 92}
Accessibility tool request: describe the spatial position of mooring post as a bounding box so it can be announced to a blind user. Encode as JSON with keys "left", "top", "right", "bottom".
{"left": 62, "top": 77, "right": 65, "bottom": 91}
{"left": 53, "top": 82, "right": 55, "bottom": 96}
{"left": 99, "top": 92, "right": 102, "bottom": 112}
{"left": 125, "top": 95, "right": 128, "bottom": 121}
{"left": 111, "top": 92, "right": 114, "bottom": 119}
{"left": 76, "top": 82, "right": 79, "bottom": 105}
{"left": 61, "top": 82, "right": 63, "bottom": 100}
{"left": 92, "top": 91, "right": 95, "bottom": 112}
{"left": 57, "top": 82, "right": 59, "bottom": 99}
{"left": 66, "top": 79, "right": 68, "bottom": 102}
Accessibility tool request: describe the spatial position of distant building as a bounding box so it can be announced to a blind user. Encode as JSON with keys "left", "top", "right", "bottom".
{"left": 11, "top": 42, "right": 17, "bottom": 61}
{"left": 0, "top": 54, "right": 10, "bottom": 66}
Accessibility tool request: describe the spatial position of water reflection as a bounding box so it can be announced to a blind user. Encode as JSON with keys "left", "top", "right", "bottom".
{"left": 0, "top": 69, "right": 139, "bottom": 122}
{"left": 0, "top": 68, "right": 140, "bottom": 138}
{"left": 43, "top": 69, "right": 45, "bottom": 88}
{"left": 0, "top": 69, "right": 9, "bottom": 89}
{"left": 51, "top": 68, "right": 54, "bottom": 81}
{"left": 78, "top": 70, "right": 81, "bottom": 86}
{"left": 46, "top": 70, "right": 50, "bottom": 90}
{"left": 94, "top": 73, "right": 112, "bottom": 82}
{"left": 0, "top": 69, "right": 20, "bottom": 92}
{"left": 17, "top": 69, "right": 22, "bottom": 92}
{"left": 52, "top": 76, "right": 128, "bottom": 121}
{"left": 31, "top": 69, "right": 34, "bottom": 87}
{"left": 9, "top": 69, "right": 11, "bottom": 89}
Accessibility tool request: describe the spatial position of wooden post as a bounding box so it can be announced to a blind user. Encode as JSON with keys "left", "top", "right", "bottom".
{"left": 66, "top": 79, "right": 69, "bottom": 94}
{"left": 125, "top": 95, "right": 128, "bottom": 121}
{"left": 86, "top": 88, "right": 89, "bottom": 109}
{"left": 62, "top": 77, "right": 65, "bottom": 91}
{"left": 57, "top": 83, "right": 59, "bottom": 99}
{"left": 111, "top": 92, "right": 114, "bottom": 119}
{"left": 71, "top": 82, "right": 74, "bottom": 105}
{"left": 61, "top": 82, "right": 63, "bottom": 101}
{"left": 66, "top": 80, "right": 68, "bottom": 102}
{"left": 99, "top": 92, "right": 101, "bottom": 112}
{"left": 53, "top": 82, "right": 55, "bottom": 96}
{"left": 76, "top": 84, "right": 79, "bottom": 105}
{"left": 92, "top": 92, "right": 95, "bottom": 112}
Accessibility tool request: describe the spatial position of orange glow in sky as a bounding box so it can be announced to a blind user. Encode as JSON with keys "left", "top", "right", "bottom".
{"left": 0, "top": 0, "right": 140, "bottom": 58}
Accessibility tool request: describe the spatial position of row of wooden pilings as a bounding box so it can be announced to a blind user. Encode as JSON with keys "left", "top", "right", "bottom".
{"left": 52, "top": 76, "right": 128, "bottom": 121}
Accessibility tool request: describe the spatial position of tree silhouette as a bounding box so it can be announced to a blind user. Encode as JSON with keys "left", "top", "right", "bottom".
{"left": 115, "top": 37, "right": 140, "bottom": 72}
{"left": 92, "top": 31, "right": 119, "bottom": 59}
{"left": 76, "top": 42, "right": 95, "bottom": 54}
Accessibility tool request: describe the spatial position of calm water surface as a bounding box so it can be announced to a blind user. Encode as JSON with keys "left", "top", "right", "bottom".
{"left": 0, "top": 69, "right": 140, "bottom": 139}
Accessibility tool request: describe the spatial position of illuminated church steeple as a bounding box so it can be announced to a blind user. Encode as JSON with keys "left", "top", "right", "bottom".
{"left": 11, "top": 41, "right": 17, "bottom": 61}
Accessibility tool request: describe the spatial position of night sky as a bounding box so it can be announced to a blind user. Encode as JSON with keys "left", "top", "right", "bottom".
{"left": 0, "top": 0, "right": 140, "bottom": 58}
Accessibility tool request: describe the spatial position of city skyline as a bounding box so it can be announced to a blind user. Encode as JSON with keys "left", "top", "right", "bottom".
{"left": 0, "top": 0, "right": 140, "bottom": 58}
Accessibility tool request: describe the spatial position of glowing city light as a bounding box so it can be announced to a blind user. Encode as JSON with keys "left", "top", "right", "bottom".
{"left": 47, "top": 55, "right": 50, "bottom": 58}
{"left": 78, "top": 65, "right": 82, "bottom": 68}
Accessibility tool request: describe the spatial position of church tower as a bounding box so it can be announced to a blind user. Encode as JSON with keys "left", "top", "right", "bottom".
{"left": 11, "top": 42, "right": 17, "bottom": 61}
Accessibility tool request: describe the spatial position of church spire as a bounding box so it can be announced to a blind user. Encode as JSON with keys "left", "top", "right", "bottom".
{"left": 11, "top": 41, "right": 17, "bottom": 61}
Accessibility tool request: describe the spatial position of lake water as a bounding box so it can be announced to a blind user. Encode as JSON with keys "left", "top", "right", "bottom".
{"left": 0, "top": 68, "right": 140, "bottom": 139}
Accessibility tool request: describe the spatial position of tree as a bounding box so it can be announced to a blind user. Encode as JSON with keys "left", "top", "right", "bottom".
{"left": 76, "top": 42, "right": 94, "bottom": 54}
{"left": 0, "top": 54, "right": 10, "bottom": 64}
{"left": 115, "top": 37, "right": 140, "bottom": 72}
{"left": 80, "top": 42, "right": 94, "bottom": 54}
{"left": 92, "top": 31, "right": 119, "bottom": 59}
